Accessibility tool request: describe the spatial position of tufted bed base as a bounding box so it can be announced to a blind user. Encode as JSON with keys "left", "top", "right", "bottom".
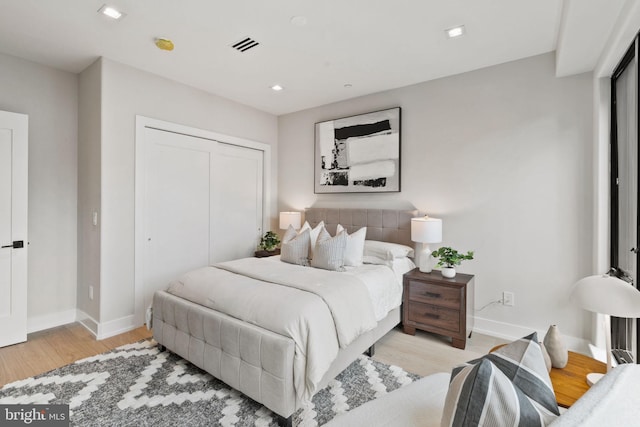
{"left": 153, "top": 290, "right": 400, "bottom": 425}
{"left": 152, "top": 208, "right": 418, "bottom": 426}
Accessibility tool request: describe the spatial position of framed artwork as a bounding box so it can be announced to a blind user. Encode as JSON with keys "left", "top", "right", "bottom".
{"left": 314, "top": 107, "right": 401, "bottom": 193}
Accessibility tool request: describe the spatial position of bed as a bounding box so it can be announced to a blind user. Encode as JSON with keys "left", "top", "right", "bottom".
{"left": 152, "top": 208, "right": 419, "bottom": 426}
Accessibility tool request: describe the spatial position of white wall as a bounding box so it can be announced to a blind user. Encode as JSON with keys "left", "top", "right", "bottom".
{"left": 0, "top": 52, "right": 78, "bottom": 330}
{"left": 278, "top": 52, "right": 594, "bottom": 345}
{"left": 97, "top": 58, "right": 278, "bottom": 325}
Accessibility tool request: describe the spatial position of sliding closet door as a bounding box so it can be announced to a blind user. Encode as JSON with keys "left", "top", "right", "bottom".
{"left": 211, "top": 143, "right": 263, "bottom": 262}
{"left": 140, "top": 126, "right": 264, "bottom": 314}
{"left": 143, "top": 129, "right": 213, "bottom": 311}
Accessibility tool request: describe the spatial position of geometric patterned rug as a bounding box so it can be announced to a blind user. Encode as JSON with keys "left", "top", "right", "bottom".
{"left": 0, "top": 340, "right": 420, "bottom": 426}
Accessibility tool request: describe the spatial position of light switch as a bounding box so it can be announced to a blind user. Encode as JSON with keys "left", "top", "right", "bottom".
{"left": 92, "top": 211, "right": 98, "bottom": 226}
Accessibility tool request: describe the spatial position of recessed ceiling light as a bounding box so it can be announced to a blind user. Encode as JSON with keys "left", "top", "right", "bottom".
{"left": 271, "top": 84, "right": 284, "bottom": 91}
{"left": 290, "top": 16, "right": 307, "bottom": 26}
{"left": 98, "top": 4, "right": 125, "bottom": 20}
{"left": 445, "top": 25, "right": 466, "bottom": 39}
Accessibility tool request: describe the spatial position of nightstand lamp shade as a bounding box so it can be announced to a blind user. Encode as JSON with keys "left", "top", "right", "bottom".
{"left": 279, "top": 211, "right": 301, "bottom": 230}
{"left": 411, "top": 216, "right": 442, "bottom": 273}
{"left": 571, "top": 274, "right": 640, "bottom": 385}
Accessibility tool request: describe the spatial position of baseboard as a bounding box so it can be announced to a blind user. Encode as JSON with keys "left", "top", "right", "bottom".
{"left": 473, "top": 316, "right": 590, "bottom": 354}
{"left": 95, "top": 315, "right": 138, "bottom": 340}
{"left": 75, "top": 311, "right": 139, "bottom": 340}
{"left": 76, "top": 310, "right": 99, "bottom": 336}
{"left": 27, "top": 309, "right": 77, "bottom": 333}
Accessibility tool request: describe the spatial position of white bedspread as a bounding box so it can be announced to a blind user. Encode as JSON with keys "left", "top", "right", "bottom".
{"left": 166, "top": 257, "right": 392, "bottom": 402}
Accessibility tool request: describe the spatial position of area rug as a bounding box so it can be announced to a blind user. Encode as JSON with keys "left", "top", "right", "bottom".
{"left": 0, "top": 340, "right": 420, "bottom": 426}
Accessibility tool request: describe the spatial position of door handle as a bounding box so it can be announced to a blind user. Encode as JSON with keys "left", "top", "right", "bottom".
{"left": 1, "top": 240, "right": 24, "bottom": 249}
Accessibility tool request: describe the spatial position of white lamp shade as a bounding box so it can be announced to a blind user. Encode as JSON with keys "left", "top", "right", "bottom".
{"left": 279, "top": 212, "right": 301, "bottom": 230}
{"left": 411, "top": 217, "right": 442, "bottom": 243}
{"left": 572, "top": 274, "right": 640, "bottom": 318}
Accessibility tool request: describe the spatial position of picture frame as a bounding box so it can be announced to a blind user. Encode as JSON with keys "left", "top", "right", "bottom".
{"left": 314, "top": 107, "right": 401, "bottom": 193}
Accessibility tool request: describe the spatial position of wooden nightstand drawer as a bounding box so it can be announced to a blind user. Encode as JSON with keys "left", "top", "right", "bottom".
{"left": 402, "top": 268, "right": 474, "bottom": 349}
{"left": 408, "top": 280, "right": 460, "bottom": 309}
{"left": 407, "top": 301, "right": 460, "bottom": 333}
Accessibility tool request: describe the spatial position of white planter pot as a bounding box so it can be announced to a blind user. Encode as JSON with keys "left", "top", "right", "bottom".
{"left": 441, "top": 267, "right": 456, "bottom": 278}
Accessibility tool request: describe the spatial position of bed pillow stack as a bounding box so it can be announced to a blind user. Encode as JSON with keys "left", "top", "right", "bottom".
{"left": 362, "top": 240, "right": 414, "bottom": 266}
{"left": 281, "top": 221, "right": 415, "bottom": 272}
{"left": 441, "top": 332, "right": 559, "bottom": 427}
{"left": 281, "top": 221, "right": 367, "bottom": 271}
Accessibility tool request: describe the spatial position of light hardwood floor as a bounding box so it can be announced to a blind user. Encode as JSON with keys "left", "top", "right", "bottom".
{"left": 0, "top": 322, "right": 507, "bottom": 387}
{"left": 0, "top": 323, "right": 152, "bottom": 387}
{"left": 374, "top": 327, "right": 508, "bottom": 376}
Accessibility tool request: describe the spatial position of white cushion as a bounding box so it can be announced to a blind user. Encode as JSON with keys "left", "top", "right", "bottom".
{"left": 364, "top": 240, "right": 414, "bottom": 259}
{"left": 336, "top": 224, "right": 367, "bottom": 267}
{"left": 311, "top": 227, "right": 347, "bottom": 271}
{"left": 549, "top": 364, "right": 640, "bottom": 426}
{"left": 324, "top": 372, "right": 450, "bottom": 427}
{"left": 280, "top": 227, "right": 310, "bottom": 266}
{"left": 300, "top": 220, "right": 325, "bottom": 260}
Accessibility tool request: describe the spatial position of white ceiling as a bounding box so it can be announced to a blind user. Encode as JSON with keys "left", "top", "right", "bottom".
{"left": 0, "top": 0, "right": 628, "bottom": 115}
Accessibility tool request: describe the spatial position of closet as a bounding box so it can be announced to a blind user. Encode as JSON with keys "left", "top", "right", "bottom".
{"left": 134, "top": 117, "right": 268, "bottom": 322}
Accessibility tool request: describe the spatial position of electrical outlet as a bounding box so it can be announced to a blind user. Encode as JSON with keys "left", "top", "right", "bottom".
{"left": 502, "top": 291, "right": 514, "bottom": 306}
{"left": 89, "top": 286, "right": 94, "bottom": 300}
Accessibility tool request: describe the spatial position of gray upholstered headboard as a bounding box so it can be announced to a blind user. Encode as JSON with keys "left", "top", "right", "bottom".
{"left": 304, "top": 208, "right": 420, "bottom": 248}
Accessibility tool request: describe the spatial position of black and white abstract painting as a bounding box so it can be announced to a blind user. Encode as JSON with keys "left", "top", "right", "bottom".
{"left": 314, "top": 107, "right": 401, "bottom": 193}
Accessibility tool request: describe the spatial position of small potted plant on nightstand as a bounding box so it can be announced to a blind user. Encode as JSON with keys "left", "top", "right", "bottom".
{"left": 432, "top": 246, "right": 474, "bottom": 278}
{"left": 259, "top": 231, "right": 281, "bottom": 253}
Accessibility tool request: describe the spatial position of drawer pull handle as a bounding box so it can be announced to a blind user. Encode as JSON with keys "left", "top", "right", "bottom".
{"left": 425, "top": 292, "right": 441, "bottom": 298}
{"left": 423, "top": 313, "right": 440, "bottom": 320}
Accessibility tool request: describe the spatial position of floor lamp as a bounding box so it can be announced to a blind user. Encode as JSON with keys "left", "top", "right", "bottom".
{"left": 571, "top": 273, "right": 640, "bottom": 385}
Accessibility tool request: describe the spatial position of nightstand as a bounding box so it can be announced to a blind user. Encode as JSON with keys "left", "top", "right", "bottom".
{"left": 402, "top": 268, "right": 474, "bottom": 349}
{"left": 254, "top": 248, "right": 280, "bottom": 258}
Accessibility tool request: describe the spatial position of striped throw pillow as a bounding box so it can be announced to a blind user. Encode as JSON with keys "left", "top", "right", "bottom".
{"left": 310, "top": 227, "right": 348, "bottom": 271}
{"left": 441, "top": 333, "right": 559, "bottom": 427}
{"left": 280, "top": 227, "right": 310, "bottom": 266}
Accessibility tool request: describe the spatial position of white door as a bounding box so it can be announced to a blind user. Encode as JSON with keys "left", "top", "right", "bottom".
{"left": 143, "top": 128, "right": 213, "bottom": 311}
{"left": 141, "top": 127, "right": 264, "bottom": 312}
{"left": 211, "top": 143, "right": 263, "bottom": 262}
{"left": 0, "top": 111, "right": 28, "bottom": 348}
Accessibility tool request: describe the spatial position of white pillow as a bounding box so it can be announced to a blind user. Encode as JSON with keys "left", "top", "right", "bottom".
{"left": 280, "top": 227, "right": 310, "bottom": 266}
{"left": 336, "top": 224, "right": 367, "bottom": 267}
{"left": 311, "top": 227, "right": 348, "bottom": 271}
{"left": 362, "top": 255, "right": 393, "bottom": 268}
{"left": 300, "top": 220, "right": 325, "bottom": 260}
{"left": 363, "top": 240, "right": 414, "bottom": 260}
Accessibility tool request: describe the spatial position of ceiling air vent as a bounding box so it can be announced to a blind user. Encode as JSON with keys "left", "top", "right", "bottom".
{"left": 231, "top": 37, "right": 260, "bottom": 53}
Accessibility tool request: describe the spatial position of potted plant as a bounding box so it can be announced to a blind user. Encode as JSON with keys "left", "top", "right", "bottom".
{"left": 259, "top": 231, "right": 281, "bottom": 252}
{"left": 432, "top": 246, "right": 474, "bottom": 278}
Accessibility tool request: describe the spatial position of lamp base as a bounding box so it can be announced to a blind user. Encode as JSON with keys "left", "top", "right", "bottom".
{"left": 418, "top": 244, "right": 432, "bottom": 273}
{"left": 586, "top": 372, "right": 605, "bottom": 386}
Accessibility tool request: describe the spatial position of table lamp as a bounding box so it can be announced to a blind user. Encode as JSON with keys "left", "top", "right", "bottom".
{"left": 571, "top": 273, "right": 640, "bottom": 385}
{"left": 411, "top": 216, "right": 442, "bottom": 273}
{"left": 279, "top": 211, "right": 301, "bottom": 230}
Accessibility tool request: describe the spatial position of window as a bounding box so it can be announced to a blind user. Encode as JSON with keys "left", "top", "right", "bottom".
{"left": 610, "top": 36, "right": 639, "bottom": 361}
